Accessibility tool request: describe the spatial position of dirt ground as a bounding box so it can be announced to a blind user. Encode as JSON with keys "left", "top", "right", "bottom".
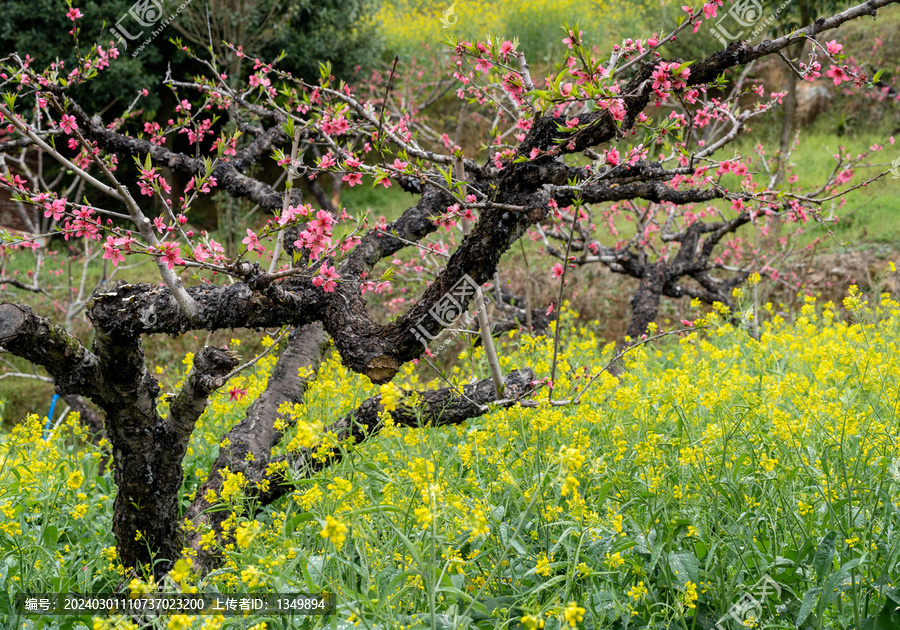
{"left": 493, "top": 244, "right": 900, "bottom": 346}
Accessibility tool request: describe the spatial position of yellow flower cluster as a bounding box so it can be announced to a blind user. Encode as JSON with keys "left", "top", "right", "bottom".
{"left": 5, "top": 289, "right": 900, "bottom": 629}
{"left": 320, "top": 514, "right": 349, "bottom": 547}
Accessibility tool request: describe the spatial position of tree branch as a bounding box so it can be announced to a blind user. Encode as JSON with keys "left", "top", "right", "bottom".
{"left": 168, "top": 346, "right": 240, "bottom": 449}
{"left": 259, "top": 368, "right": 536, "bottom": 507}
{"left": 0, "top": 302, "right": 104, "bottom": 400}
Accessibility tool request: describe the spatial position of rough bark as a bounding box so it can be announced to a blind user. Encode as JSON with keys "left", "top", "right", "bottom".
{"left": 0, "top": 296, "right": 238, "bottom": 575}
{"left": 98, "top": 341, "right": 236, "bottom": 577}
{"left": 626, "top": 263, "right": 666, "bottom": 340}
{"left": 575, "top": 181, "right": 722, "bottom": 206}
{"left": 0, "top": 303, "right": 103, "bottom": 399}
{"left": 84, "top": 188, "right": 452, "bottom": 383}
{"left": 184, "top": 187, "right": 453, "bottom": 571}
{"left": 184, "top": 323, "right": 327, "bottom": 572}
{"left": 0, "top": 305, "right": 107, "bottom": 443}
{"left": 85, "top": 278, "right": 324, "bottom": 337}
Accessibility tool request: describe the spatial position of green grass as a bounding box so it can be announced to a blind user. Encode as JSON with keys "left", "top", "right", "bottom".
{"left": 342, "top": 182, "right": 420, "bottom": 222}
{"left": 732, "top": 124, "right": 900, "bottom": 247}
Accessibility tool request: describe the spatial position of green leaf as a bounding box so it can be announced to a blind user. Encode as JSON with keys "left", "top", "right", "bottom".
{"left": 0, "top": 558, "right": 8, "bottom": 590}
{"left": 524, "top": 89, "right": 550, "bottom": 100}
{"left": 469, "top": 596, "right": 517, "bottom": 621}
{"left": 500, "top": 522, "right": 526, "bottom": 556}
{"left": 860, "top": 602, "right": 900, "bottom": 630}
{"left": 693, "top": 539, "right": 708, "bottom": 560}
{"left": 43, "top": 524, "right": 58, "bottom": 549}
{"left": 796, "top": 586, "right": 819, "bottom": 626}
{"left": 553, "top": 71, "right": 566, "bottom": 93}
{"left": 812, "top": 531, "right": 837, "bottom": 580}
{"left": 281, "top": 118, "right": 294, "bottom": 139}
{"left": 306, "top": 555, "right": 326, "bottom": 582}
{"left": 668, "top": 551, "right": 700, "bottom": 586}
{"left": 873, "top": 69, "right": 885, "bottom": 84}
{"left": 284, "top": 513, "right": 314, "bottom": 536}
{"left": 823, "top": 556, "right": 865, "bottom": 605}
{"left": 371, "top": 172, "right": 390, "bottom": 188}
{"left": 529, "top": 574, "right": 567, "bottom": 595}
{"left": 2, "top": 91, "right": 17, "bottom": 111}
{"left": 318, "top": 60, "right": 333, "bottom": 82}
{"left": 886, "top": 587, "right": 900, "bottom": 607}
{"left": 594, "top": 481, "right": 613, "bottom": 509}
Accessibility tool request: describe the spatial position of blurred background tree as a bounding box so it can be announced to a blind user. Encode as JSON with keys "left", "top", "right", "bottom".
{"left": 0, "top": 0, "right": 383, "bottom": 118}
{"left": 173, "top": 0, "right": 382, "bottom": 87}
{"left": 0, "top": 0, "right": 171, "bottom": 115}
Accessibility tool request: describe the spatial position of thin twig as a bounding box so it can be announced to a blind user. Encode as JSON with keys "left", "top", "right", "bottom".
{"left": 221, "top": 327, "right": 289, "bottom": 383}
{"left": 573, "top": 327, "right": 702, "bottom": 404}
{"left": 376, "top": 55, "right": 400, "bottom": 158}
{"left": 548, "top": 210, "right": 577, "bottom": 401}
{"left": 0, "top": 372, "right": 54, "bottom": 382}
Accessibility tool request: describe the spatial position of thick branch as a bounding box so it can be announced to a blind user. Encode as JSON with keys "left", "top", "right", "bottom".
{"left": 342, "top": 186, "right": 449, "bottom": 277}
{"left": 566, "top": 181, "right": 721, "bottom": 206}
{"left": 259, "top": 368, "right": 536, "bottom": 506}
{"left": 184, "top": 323, "right": 327, "bottom": 572}
{"left": 184, "top": 189, "right": 451, "bottom": 569}
{"left": 0, "top": 302, "right": 103, "bottom": 400}
{"left": 168, "top": 346, "right": 240, "bottom": 450}
{"left": 86, "top": 278, "right": 323, "bottom": 337}
{"left": 86, "top": 189, "right": 455, "bottom": 382}
{"left": 66, "top": 100, "right": 290, "bottom": 212}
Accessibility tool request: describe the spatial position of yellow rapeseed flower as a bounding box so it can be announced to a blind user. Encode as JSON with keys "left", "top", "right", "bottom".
{"left": 320, "top": 515, "right": 348, "bottom": 546}
{"left": 627, "top": 581, "right": 648, "bottom": 601}
{"left": 681, "top": 581, "right": 699, "bottom": 609}
{"left": 170, "top": 558, "right": 192, "bottom": 584}
{"left": 535, "top": 553, "right": 551, "bottom": 577}
{"left": 562, "top": 601, "right": 586, "bottom": 627}
{"left": 379, "top": 382, "right": 403, "bottom": 412}
{"left": 66, "top": 470, "right": 84, "bottom": 490}
{"left": 240, "top": 565, "right": 261, "bottom": 588}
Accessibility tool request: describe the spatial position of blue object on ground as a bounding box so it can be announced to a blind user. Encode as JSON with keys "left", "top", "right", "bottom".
{"left": 44, "top": 393, "right": 60, "bottom": 439}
